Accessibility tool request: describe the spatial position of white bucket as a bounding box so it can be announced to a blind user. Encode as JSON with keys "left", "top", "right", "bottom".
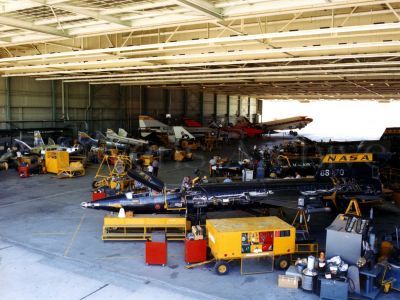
{"left": 307, "top": 256, "right": 315, "bottom": 270}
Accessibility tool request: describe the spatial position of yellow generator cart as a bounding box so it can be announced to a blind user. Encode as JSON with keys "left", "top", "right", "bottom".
{"left": 206, "top": 216, "right": 296, "bottom": 275}
{"left": 45, "top": 150, "right": 69, "bottom": 174}
{"left": 173, "top": 150, "right": 193, "bottom": 161}
{"left": 57, "top": 161, "right": 85, "bottom": 178}
{"left": 181, "top": 139, "right": 200, "bottom": 151}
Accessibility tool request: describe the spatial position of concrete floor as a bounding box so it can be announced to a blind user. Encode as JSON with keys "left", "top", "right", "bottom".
{"left": 0, "top": 138, "right": 399, "bottom": 300}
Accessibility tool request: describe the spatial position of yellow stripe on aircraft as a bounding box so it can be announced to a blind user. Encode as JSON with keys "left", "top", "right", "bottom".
{"left": 322, "top": 153, "right": 373, "bottom": 163}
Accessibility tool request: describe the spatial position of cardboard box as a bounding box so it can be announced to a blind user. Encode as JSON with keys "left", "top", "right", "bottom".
{"left": 192, "top": 225, "right": 204, "bottom": 240}
{"left": 125, "top": 211, "right": 134, "bottom": 218}
{"left": 278, "top": 275, "right": 299, "bottom": 289}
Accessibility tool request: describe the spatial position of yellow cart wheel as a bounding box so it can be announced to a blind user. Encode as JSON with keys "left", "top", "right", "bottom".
{"left": 383, "top": 281, "right": 392, "bottom": 294}
{"left": 214, "top": 261, "right": 230, "bottom": 275}
{"left": 276, "top": 256, "right": 290, "bottom": 270}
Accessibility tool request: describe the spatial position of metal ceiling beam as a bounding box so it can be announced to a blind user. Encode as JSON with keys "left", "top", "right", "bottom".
{"left": 173, "top": 0, "right": 223, "bottom": 20}
{"left": 386, "top": 2, "right": 400, "bottom": 21}
{"left": 2, "top": 40, "right": 400, "bottom": 72}
{"left": 61, "top": 67, "right": 400, "bottom": 83}
{"left": 223, "top": 0, "right": 398, "bottom": 18}
{"left": 0, "top": 36, "right": 12, "bottom": 43}
{"left": 33, "top": 7, "right": 400, "bottom": 37}
{"left": 0, "top": 16, "right": 70, "bottom": 38}
{"left": 32, "top": 1, "right": 132, "bottom": 28}
{"left": 1, "top": 20, "right": 399, "bottom": 64}
{"left": 91, "top": 72, "right": 400, "bottom": 85}
{"left": 35, "top": 61, "right": 400, "bottom": 81}
{"left": 4, "top": 52, "right": 400, "bottom": 77}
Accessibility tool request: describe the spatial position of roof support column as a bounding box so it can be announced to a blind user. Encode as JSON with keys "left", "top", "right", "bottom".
{"left": 247, "top": 96, "right": 251, "bottom": 119}
{"left": 213, "top": 93, "right": 217, "bottom": 122}
{"left": 183, "top": 89, "right": 188, "bottom": 117}
{"left": 200, "top": 91, "right": 204, "bottom": 125}
{"left": 142, "top": 86, "right": 148, "bottom": 115}
{"left": 118, "top": 85, "right": 124, "bottom": 130}
{"left": 85, "top": 84, "right": 93, "bottom": 132}
{"left": 164, "top": 89, "right": 170, "bottom": 115}
{"left": 226, "top": 94, "right": 230, "bottom": 125}
{"left": 4, "top": 77, "right": 10, "bottom": 129}
{"left": 51, "top": 80, "right": 57, "bottom": 127}
{"left": 238, "top": 96, "right": 241, "bottom": 117}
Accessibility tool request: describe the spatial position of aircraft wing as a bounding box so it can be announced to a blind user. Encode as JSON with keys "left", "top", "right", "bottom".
{"left": 261, "top": 116, "right": 313, "bottom": 131}
{"left": 250, "top": 190, "right": 301, "bottom": 210}
{"left": 110, "top": 135, "right": 148, "bottom": 146}
{"left": 107, "top": 128, "right": 148, "bottom": 146}
{"left": 123, "top": 137, "right": 148, "bottom": 145}
{"left": 139, "top": 115, "right": 169, "bottom": 131}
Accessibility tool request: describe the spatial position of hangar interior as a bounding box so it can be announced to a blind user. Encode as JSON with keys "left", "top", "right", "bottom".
{"left": 0, "top": 1, "right": 400, "bottom": 300}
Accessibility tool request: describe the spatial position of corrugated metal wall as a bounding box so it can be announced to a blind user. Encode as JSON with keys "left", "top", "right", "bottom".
{"left": 0, "top": 77, "right": 261, "bottom": 133}
{"left": 186, "top": 90, "right": 200, "bottom": 119}
{"left": 229, "top": 95, "right": 239, "bottom": 124}
{"left": 241, "top": 96, "right": 249, "bottom": 116}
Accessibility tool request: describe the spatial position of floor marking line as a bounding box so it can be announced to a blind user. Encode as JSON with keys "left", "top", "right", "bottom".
{"left": 32, "top": 232, "right": 68, "bottom": 236}
{"left": 79, "top": 284, "right": 109, "bottom": 300}
{"left": 95, "top": 256, "right": 137, "bottom": 260}
{"left": 0, "top": 187, "right": 89, "bottom": 208}
{"left": 63, "top": 212, "right": 86, "bottom": 257}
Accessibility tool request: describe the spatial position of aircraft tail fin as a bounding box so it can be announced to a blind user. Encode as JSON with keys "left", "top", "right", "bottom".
{"left": 139, "top": 115, "right": 168, "bottom": 129}
{"left": 172, "top": 126, "right": 195, "bottom": 140}
{"left": 118, "top": 128, "right": 128, "bottom": 137}
{"left": 236, "top": 116, "right": 251, "bottom": 127}
{"left": 105, "top": 129, "right": 115, "bottom": 139}
{"left": 34, "top": 131, "right": 45, "bottom": 147}
{"left": 14, "top": 139, "right": 32, "bottom": 151}
{"left": 96, "top": 131, "right": 107, "bottom": 140}
{"left": 78, "top": 131, "right": 96, "bottom": 145}
{"left": 48, "top": 137, "right": 56, "bottom": 146}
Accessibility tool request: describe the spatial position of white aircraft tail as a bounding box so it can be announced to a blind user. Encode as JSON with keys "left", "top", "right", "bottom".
{"left": 139, "top": 115, "right": 169, "bottom": 130}
{"left": 34, "top": 131, "right": 45, "bottom": 147}
{"left": 118, "top": 128, "right": 128, "bottom": 137}
{"left": 172, "top": 126, "right": 195, "bottom": 140}
{"left": 14, "top": 139, "right": 32, "bottom": 151}
{"left": 106, "top": 129, "right": 116, "bottom": 139}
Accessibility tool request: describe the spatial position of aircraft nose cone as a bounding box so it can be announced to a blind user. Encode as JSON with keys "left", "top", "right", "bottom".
{"left": 81, "top": 202, "right": 90, "bottom": 208}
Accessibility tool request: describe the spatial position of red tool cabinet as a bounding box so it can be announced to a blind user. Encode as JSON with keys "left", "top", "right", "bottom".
{"left": 145, "top": 233, "right": 167, "bottom": 266}
{"left": 184, "top": 239, "right": 207, "bottom": 264}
